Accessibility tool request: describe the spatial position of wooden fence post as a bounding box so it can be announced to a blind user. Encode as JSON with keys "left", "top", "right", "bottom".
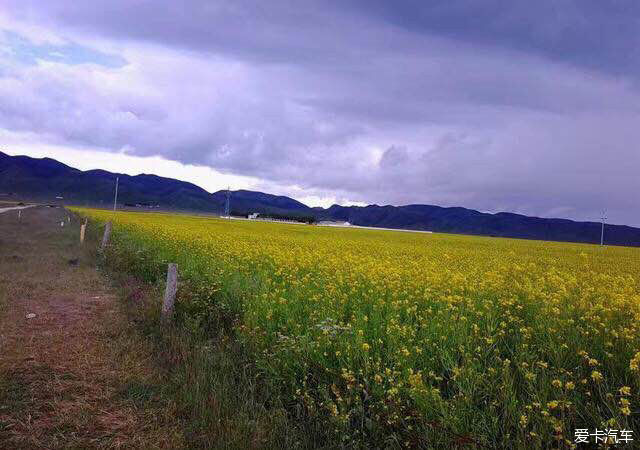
{"left": 101, "top": 221, "right": 112, "bottom": 250}
{"left": 17, "top": 210, "right": 21, "bottom": 222}
{"left": 162, "top": 263, "right": 178, "bottom": 321}
{"left": 80, "top": 223, "right": 86, "bottom": 244}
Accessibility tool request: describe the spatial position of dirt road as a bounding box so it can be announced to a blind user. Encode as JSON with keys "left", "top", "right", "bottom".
{"left": 0, "top": 206, "right": 184, "bottom": 449}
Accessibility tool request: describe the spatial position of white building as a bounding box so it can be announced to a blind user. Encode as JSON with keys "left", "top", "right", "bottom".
{"left": 318, "top": 220, "right": 351, "bottom": 227}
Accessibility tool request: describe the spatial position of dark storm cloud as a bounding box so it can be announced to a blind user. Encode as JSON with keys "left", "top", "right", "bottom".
{"left": 342, "top": 0, "right": 640, "bottom": 76}
{"left": 0, "top": 1, "right": 639, "bottom": 225}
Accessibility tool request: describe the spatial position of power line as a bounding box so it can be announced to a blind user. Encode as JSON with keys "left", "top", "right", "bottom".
{"left": 600, "top": 211, "right": 607, "bottom": 246}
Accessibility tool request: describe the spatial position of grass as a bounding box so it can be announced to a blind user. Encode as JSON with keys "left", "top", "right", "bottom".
{"left": 107, "top": 272, "right": 324, "bottom": 448}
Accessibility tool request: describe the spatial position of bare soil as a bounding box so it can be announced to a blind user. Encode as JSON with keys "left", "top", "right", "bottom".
{"left": 0, "top": 206, "right": 184, "bottom": 449}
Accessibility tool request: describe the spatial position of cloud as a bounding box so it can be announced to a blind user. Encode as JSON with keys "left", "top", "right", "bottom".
{"left": 379, "top": 146, "right": 409, "bottom": 169}
{"left": 0, "top": 1, "right": 638, "bottom": 225}
{"left": 343, "top": 0, "right": 640, "bottom": 77}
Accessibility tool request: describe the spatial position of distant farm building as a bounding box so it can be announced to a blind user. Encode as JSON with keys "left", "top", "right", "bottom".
{"left": 124, "top": 202, "right": 160, "bottom": 208}
{"left": 248, "top": 212, "right": 260, "bottom": 219}
{"left": 318, "top": 220, "right": 351, "bottom": 227}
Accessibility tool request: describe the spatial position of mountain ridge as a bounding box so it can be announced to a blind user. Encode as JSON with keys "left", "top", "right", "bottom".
{"left": 2, "top": 150, "right": 639, "bottom": 246}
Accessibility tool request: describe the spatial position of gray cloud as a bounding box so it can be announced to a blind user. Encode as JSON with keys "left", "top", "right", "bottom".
{"left": 0, "top": 1, "right": 639, "bottom": 225}
{"left": 342, "top": 0, "right": 640, "bottom": 77}
{"left": 380, "top": 146, "right": 409, "bottom": 169}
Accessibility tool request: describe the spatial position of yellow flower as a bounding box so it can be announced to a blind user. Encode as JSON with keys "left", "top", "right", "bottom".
{"left": 519, "top": 415, "right": 528, "bottom": 427}
{"left": 362, "top": 343, "right": 370, "bottom": 352}
{"left": 547, "top": 401, "right": 559, "bottom": 410}
{"left": 630, "top": 352, "right": 640, "bottom": 372}
{"left": 619, "top": 386, "right": 631, "bottom": 396}
{"left": 591, "top": 371, "right": 603, "bottom": 382}
{"left": 552, "top": 379, "right": 562, "bottom": 388}
{"left": 565, "top": 381, "right": 575, "bottom": 390}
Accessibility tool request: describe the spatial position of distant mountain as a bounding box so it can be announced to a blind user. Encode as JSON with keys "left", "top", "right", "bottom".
{"left": 322, "top": 204, "right": 640, "bottom": 246}
{"left": 2, "top": 150, "right": 639, "bottom": 246}
{"left": 0, "top": 151, "right": 311, "bottom": 215}
{"left": 210, "top": 189, "right": 311, "bottom": 215}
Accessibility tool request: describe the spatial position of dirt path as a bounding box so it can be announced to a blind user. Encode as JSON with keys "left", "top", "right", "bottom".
{"left": 0, "top": 207, "right": 184, "bottom": 449}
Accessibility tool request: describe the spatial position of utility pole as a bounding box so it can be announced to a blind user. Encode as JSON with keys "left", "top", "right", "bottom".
{"left": 224, "top": 187, "right": 231, "bottom": 218}
{"left": 600, "top": 211, "right": 607, "bottom": 246}
{"left": 113, "top": 176, "right": 119, "bottom": 211}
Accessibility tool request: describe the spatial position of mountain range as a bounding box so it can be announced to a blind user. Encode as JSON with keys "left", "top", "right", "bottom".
{"left": 2, "top": 150, "right": 639, "bottom": 247}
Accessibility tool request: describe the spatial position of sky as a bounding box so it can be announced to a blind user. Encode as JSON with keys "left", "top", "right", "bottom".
{"left": 0, "top": 1, "right": 638, "bottom": 225}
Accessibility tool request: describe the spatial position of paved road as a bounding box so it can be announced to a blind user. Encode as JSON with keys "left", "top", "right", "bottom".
{"left": 0, "top": 205, "right": 35, "bottom": 214}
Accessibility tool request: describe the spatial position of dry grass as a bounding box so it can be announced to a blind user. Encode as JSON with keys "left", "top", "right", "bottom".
{"left": 0, "top": 206, "right": 184, "bottom": 449}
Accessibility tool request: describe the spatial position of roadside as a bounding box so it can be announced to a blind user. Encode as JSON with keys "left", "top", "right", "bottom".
{"left": 0, "top": 206, "right": 184, "bottom": 449}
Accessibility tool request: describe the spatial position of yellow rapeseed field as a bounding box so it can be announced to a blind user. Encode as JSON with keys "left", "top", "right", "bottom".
{"left": 72, "top": 208, "right": 640, "bottom": 448}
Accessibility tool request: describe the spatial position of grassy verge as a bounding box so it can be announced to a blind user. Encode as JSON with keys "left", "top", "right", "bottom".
{"left": 100, "top": 243, "right": 326, "bottom": 448}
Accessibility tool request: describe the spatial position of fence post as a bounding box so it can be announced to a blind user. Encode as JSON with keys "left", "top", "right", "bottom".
{"left": 162, "top": 263, "right": 178, "bottom": 321}
{"left": 101, "top": 221, "right": 112, "bottom": 250}
{"left": 80, "top": 223, "right": 86, "bottom": 244}
{"left": 17, "top": 210, "right": 21, "bottom": 222}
